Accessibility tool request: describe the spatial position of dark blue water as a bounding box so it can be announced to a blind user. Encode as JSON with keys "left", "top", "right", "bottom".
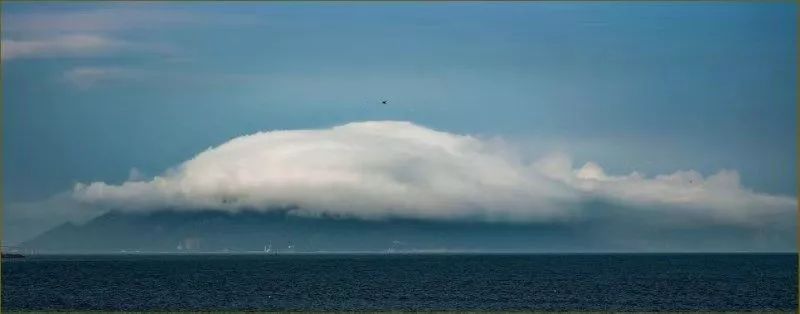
{"left": 2, "top": 254, "right": 796, "bottom": 311}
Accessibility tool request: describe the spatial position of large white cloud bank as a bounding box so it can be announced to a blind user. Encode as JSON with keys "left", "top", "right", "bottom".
{"left": 73, "top": 121, "right": 795, "bottom": 225}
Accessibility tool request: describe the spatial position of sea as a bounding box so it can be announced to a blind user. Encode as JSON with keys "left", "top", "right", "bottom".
{"left": 2, "top": 253, "right": 796, "bottom": 311}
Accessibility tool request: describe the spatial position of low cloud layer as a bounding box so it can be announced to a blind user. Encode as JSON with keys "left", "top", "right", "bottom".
{"left": 73, "top": 121, "right": 795, "bottom": 226}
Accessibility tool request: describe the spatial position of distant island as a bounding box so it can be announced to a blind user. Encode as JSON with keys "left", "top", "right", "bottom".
{"left": 19, "top": 204, "right": 794, "bottom": 254}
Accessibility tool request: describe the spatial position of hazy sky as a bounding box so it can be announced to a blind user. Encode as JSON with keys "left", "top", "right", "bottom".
{"left": 2, "top": 2, "right": 796, "bottom": 245}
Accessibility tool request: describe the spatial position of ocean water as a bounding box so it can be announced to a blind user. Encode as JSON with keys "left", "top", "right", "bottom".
{"left": 2, "top": 254, "right": 796, "bottom": 311}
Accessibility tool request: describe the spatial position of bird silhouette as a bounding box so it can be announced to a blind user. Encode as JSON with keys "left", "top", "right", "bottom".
{"left": 381, "top": 100, "right": 388, "bottom": 104}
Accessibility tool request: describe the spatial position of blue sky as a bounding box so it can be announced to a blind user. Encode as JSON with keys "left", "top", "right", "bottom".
{"left": 1, "top": 2, "right": 797, "bottom": 244}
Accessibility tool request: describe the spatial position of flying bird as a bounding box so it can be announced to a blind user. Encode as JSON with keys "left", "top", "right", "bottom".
{"left": 381, "top": 100, "right": 388, "bottom": 104}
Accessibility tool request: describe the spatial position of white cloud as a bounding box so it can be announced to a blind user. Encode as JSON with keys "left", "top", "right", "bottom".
{"left": 72, "top": 121, "right": 796, "bottom": 225}
{"left": 535, "top": 153, "right": 794, "bottom": 225}
{"left": 1, "top": 6, "right": 219, "bottom": 61}
{"left": 128, "top": 167, "right": 148, "bottom": 182}
{"left": 1, "top": 34, "right": 129, "bottom": 60}
{"left": 2, "top": 6, "right": 258, "bottom": 34}
{"left": 63, "top": 66, "right": 146, "bottom": 89}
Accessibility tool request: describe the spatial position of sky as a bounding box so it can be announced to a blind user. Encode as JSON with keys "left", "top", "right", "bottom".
{"left": 2, "top": 2, "right": 797, "bottom": 247}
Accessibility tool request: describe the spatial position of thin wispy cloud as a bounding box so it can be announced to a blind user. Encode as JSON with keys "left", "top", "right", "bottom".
{"left": 2, "top": 34, "right": 135, "bottom": 61}
{"left": 2, "top": 6, "right": 258, "bottom": 34}
{"left": 60, "top": 66, "right": 273, "bottom": 89}
{"left": 2, "top": 6, "right": 253, "bottom": 62}
{"left": 63, "top": 66, "right": 147, "bottom": 89}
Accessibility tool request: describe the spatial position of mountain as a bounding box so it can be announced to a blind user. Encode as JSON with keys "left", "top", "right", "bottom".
{"left": 21, "top": 206, "right": 795, "bottom": 253}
